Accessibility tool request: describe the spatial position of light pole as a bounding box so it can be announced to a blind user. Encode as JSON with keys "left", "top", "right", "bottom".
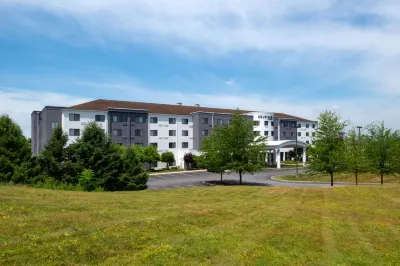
{"left": 295, "top": 124, "right": 301, "bottom": 176}
{"left": 357, "top": 126, "right": 362, "bottom": 137}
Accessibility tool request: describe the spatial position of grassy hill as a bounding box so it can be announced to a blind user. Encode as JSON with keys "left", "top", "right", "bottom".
{"left": 1, "top": 185, "right": 399, "bottom": 265}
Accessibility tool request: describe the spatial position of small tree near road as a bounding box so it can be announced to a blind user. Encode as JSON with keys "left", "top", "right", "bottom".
{"left": 199, "top": 112, "right": 266, "bottom": 184}
{"left": 143, "top": 145, "right": 160, "bottom": 170}
{"left": 161, "top": 152, "right": 175, "bottom": 168}
{"left": 183, "top": 152, "right": 194, "bottom": 170}
{"left": 308, "top": 110, "right": 347, "bottom": 186}
{"left": 344, "top": 127, "right": 368, "bottom": 185}
{"left": 365, "top": 122, "right": 400, "bottom": 185}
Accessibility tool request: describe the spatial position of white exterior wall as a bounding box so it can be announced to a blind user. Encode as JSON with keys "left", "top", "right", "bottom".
{"left": 62, "top": 110, "right": 108, "bottom": 145}
{"left": 148, "top": 113, "right": 194, "bottom": 168}
{"left": 248, "top": 112, "right": 275, "bottom": 142}
{"left": 297, "top": 121, "right": 318, "bottom": 145}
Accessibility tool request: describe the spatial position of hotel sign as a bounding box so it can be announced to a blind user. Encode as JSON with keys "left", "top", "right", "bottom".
{"left": 258, "top": 115, "right": 274, "bottom": 120}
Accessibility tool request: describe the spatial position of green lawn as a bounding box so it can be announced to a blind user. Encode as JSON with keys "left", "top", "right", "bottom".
{"left": 275, "top": 172, "right": 400, "bottom": 183}
{"left": 1, "top": 185, "right": 400, "bottom": 265}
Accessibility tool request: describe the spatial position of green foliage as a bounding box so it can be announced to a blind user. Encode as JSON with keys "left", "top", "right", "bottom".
{"left": 365, "top": 122, "right": 400, "bottom": 184}
{"left": 78, "top": 169, "right": 97, "bottom": 191}
{"left": 199, "top": 112, "right": 267, "bottom": 184}
{"left": 344, "top": 128, "right": 368, "bottom": 185}
{"left": 0, "top": 115, "right": 30, "bottom": 182}
{"left": 143, "top": 145, "right": 160, "bottom": 164}
{"left": 161, "top": 152, "right": 175, "bottom": 167}
{"left": 119, "top": 147, "right": 149, "bottom": 190}
{"left": 308, "top": 110, "right": 348, "bottom": 186}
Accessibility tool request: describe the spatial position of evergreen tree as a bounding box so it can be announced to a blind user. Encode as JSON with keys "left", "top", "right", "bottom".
{"left": 0, "top": 115, "right": 30, "bottom": 182}
{"left": 308, "top": 110, "right": 347, "bottom": 186}
{"left": 119, "top": 146, "right": 149, "bottom": 190}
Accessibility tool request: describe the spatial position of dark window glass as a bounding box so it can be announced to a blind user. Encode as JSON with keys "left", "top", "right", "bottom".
{"left": 169, "top": 118, "right": 176, "bottom": 124}
{"left": 169, "top": 142, "right": 176, "bottom": 148}
{"left": 264, "top": 121, "right": 268, "bottom": 126}
{"left": 202, "top": 118, "right": 209, "bottom": 124}
{"left": 182, "top": 130, "right": 189, "bottom": 136}
{"left": 112, "top": 129, "right": 122, "bottom": 136}
{"left": 306, "top": 124, "right": 310, "bottom": 128}
{"left": 95, "top": 115, "right": 105, "bottom": 122}
{"left": 135, "top": 129, "right": 143, "bottom": 137}
{"left": 69, "top": 114, "right": 80, "bottom": 121}
{"left": 150, "top": 117, "right": 158, "bottom": 123}
{"left": 69, "top": 129, "right": 80, "bottom": 136}
{"left": 150, "top": 130, "right": 158, "bottom": 136}
{"left": 202, "top": 130, "right": 209, "bottom": 136}
{"left": 135, "top": 116, "right": 145, "bottom": 123}
{"left": 182, "top": 118, "right": 189, "bottom": 124}
{"left": 150, "top": 143, "right": 158, "bottom": 148}
{"left": 169, "top": 130, "right": 176, "bottom": 136}
{"left": 182, "top": 142, "right": 189, "bottom": 148}
{"left": 264, "top": 131, "right": 268, "bottom": 136}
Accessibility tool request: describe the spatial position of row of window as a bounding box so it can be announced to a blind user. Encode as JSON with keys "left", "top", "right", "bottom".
{"left": 150, "top": 117, "right": 189, "bottom": 124}
{"left": 254, "top": 131, "right": 275, "bottom": 136}
{"left": 150, "top": 142, "right": 189, "bottom": 149}
{"left": 150, "top": 130, "right": 189, "bottom": 137}
{"left": 281, "top": 132, "right": 315, "bottom": 137}
{"left": 69, "top": 114, "right": 106, "bottom": 122}
{"left": 254, "top": 121, "right": 274, "bottom": 127}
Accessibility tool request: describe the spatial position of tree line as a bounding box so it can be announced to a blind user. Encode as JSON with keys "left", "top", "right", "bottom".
{"left": 308, "top": 110, "right": 400, "bottom": 186}
{"left": 1, "top": 115, "right": 162, "bottom": 191}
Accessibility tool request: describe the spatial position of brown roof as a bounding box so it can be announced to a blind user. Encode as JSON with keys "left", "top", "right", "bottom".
{"left": 68, "top": 99, "right": 314, "bottom": 122}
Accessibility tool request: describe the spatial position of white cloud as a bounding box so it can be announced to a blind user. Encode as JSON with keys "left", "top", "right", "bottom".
{"left": 225, "top": 79, "right": 235, "bottom": 86}
{"left": 0, "top": 87, "right": 91, "bottom": 137}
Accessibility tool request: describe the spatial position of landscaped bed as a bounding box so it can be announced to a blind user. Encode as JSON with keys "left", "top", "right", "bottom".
{"left": 1, "top": 185, "right": 400, "bottom": 265}
{"left": 274, "top": 172, "right": 400, "bottom": 184}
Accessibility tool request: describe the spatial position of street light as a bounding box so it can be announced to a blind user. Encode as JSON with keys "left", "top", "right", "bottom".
{"left": 295, "top": 124, "right": 301, "bottom": 176}
{"left": 357, "top": 126, "right": 362, "bottom": 137}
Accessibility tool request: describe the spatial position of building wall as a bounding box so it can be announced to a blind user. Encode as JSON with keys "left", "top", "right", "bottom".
{"left": 297, "top": 121, "right": 318, "bottom": 145}
{"left": 148, "top": 113, "right": 193, "bottom": 168}
{"left": 31, "top": 111, "right": 40, "bottom": 155}
{"left": 108, "top": 110, "right": 148, "bottom": 146}
{"left": 62, "top": 110, "right": 108, "bottom": 145}
{"left": 247, "top": 112, "right": 275, "bottom": 141}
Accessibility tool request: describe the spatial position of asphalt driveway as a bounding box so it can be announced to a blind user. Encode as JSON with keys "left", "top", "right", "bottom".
{"left": 147, "top": 168, "right": 340, "bottom": 190}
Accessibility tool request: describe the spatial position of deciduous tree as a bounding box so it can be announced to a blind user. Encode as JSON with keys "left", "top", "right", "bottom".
{"left": 161, "top": 152, "right": 175, "bottom": 168}
{"left": 344, "top": 128, "right": 368, "bottom": 185}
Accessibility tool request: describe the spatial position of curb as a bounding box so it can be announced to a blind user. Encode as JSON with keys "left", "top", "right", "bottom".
{"left": 270, "top": 176, "right": 384, "bottom": 185}
{"left": 202, "top": 181, "right": 216, "bottom": 186}
{"left": 149, "top": 169, "right": 207, "bottom": 176}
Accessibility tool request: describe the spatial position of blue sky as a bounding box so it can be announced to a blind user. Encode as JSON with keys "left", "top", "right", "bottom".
{"left": 1, "top": 0, "right": 400, "bottom": 136}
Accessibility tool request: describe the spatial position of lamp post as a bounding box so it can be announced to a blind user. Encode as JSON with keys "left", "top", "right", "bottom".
{"left": 357, "top": 126, "right": 362, "bottom": 137}
{"left": 295, "top": 124, "right": 301, "bottom": 176}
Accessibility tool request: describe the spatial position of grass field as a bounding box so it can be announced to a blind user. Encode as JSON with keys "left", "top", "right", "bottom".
{"left": 1, "top": 185, "right": 400, "bottom": 265}
{"left": 275, "top": 172, "right": 400, "bottom": 184}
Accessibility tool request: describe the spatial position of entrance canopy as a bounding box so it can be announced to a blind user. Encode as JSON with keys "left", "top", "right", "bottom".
{"left": 264, "top": 140, "right": 307, "bottom": 169}
{"left": 265, "top": 140, "right": 307, "bottom": 150}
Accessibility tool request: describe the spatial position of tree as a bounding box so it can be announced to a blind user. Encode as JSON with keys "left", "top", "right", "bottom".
{"left": 199, "top": 112, "right": 267, "bottom": 184}
{"left": 161, "top": 152, "right": 175, "bottom": 168}
{"left": 183, "top": 152, "right": 194, "bottom": 170}
{"left": 365, "top": 122, "right": 400, "bottom": 185}
{"left": 0, "top": 115, "right": 30, "bottom": 182}
{"left": 344, "top": 127, "right": 368, "bottom": 185}
{"left": 198, "top": 134, "right": 230, "bottom": 182}
{"left": 143, "top": 145, "right": 160, "bottom": 170}
{"left": 119, "top": 146, "right": 149, "bottom": 190}
{"left": 308, "top": 110, "right": 347, "bottom": 186}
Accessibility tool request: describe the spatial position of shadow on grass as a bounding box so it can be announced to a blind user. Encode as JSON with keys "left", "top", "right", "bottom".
{"left": 206, "top": 180, "right": 272, "bottom": 187}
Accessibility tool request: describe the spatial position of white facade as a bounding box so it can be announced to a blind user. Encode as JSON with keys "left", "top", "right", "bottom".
{"left": 247, "top": 112, "right": 276, "bottom": 141}
{"left": 61, "top": 110, "right": 108, "bottom": 145}
{"left": 297, "top": 121, "right": 318, "bottom": 145}
{"left": 148, "top": 113, "right": 195, "bottom": 168}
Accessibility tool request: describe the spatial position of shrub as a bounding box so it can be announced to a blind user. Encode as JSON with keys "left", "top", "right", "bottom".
{"left": 78, "top": 169, "right": 97, "bottom": 192}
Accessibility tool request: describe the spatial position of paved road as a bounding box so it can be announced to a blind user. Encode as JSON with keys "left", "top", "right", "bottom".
{"left": 147, "top": 169, "right": 339, "bottom": 190}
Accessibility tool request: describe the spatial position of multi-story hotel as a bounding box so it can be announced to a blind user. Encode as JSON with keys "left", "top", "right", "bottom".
{"left": 31, "top": 99, "right": 317, "bottom": 168}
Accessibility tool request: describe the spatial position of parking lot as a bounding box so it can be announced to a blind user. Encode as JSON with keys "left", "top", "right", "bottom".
{"left": 146, "top": 168, "right": 325, "bottom": 190}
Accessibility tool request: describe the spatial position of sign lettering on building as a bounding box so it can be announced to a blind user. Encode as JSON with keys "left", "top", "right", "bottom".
{"left": 258, "top": 115, "right": 274, "bottom": 120}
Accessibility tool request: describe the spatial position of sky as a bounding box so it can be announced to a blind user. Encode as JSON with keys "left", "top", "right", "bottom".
{"left": 1, "top": 0, "right": 400, "bottom": 137}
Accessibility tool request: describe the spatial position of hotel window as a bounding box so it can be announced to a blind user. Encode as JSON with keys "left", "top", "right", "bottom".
{"left": 271, "top": 131, "right": 274, "bottom": 136}
{"left": 202, "top": 118, "right": 209, "bottom": 124}
{"left": 306, "top": 141, "right": 310, "bottom": 144}
{"left": 182, "top": 118, "right": 189, "bottom": 124}
{"left": 135, "top": 129, "right": 143, "bottom": 137}
{"left": 69, "top": 129, "right": 80, "bottom": 136}
{"left": 182, "top": 130, "right": 189, "bottom": 136}
{"left": 253, "top": 121, "right": 260, "bottom": 126}
{"left": 150, "top": 117, "right": 158, "bottom": 123}
{"left": 283, "top": 122, "right": 288, "bottom": 128}
{"left": 312, "top": 124, "right": 316, "bottom": 129}
{"left": 69, "top": 114, "right": 80, "bottom": 121}
{"left": 306, "top": 132, "right": 310, "bottom": 137}
{"left": 306, "top": 124, "right": 310, "bottom": 128}
{"left": 271, "top": 122, "right": 274, "bottom": 127}
{"left": 264, "top": 121, "right": 268, "bottom": 126}
{"left": 298, "top": 124, "right": 302, "bottom": 128}
{"left": 298, "top": 132, "right": 301, "bottom": 137}
{"left": 150, "top": 130, "right": 158, "bottom": 136}
{"left": 169, "top": 142, "right": 176, "bottom": 149}
{"left": 182, "top": 142, "right": 189, "bottom": 148}
{"left": 291, "top": 132, "right": 294, "bottom": 137}
{"left": 169, "top": 130, "right": 176, "bottom": 136}
{"left": 95, "top": 115, "right": 105, "bottom": 122}
{"left": 264, "top": 131, "right": 269, "bottom": 136}
{"left": 112, "top": 129, "right": 122, "bottom": 136}
{"left": 169, "top": 118, "right": 176, "bottom": 124}
{"left": 254, "top": 131, "right": 260, "bottom": 136}
{"left": 283, "top": 132, "right": 286, "bottom": 137}
{"left": 112, "top": 115, "right": 122, "bottom": 123}
{"left": 202, "top": 130, "right": 209, "bottom": 136}
{"left": 150, "top": 143, "right": 158, "bottom": 148}
{"left": 217, "top": 119, "right": 223, "bottom": 125}
{"left": 135, "top": 116, "right": 145, "bottom": 123}
{"left": 51, "top": 121, "right": 59, "bottom": 129}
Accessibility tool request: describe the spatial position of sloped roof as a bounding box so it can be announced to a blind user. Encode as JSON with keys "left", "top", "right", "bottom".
{"left": 67, "top": 99, "right": 314, "bottom": 122}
